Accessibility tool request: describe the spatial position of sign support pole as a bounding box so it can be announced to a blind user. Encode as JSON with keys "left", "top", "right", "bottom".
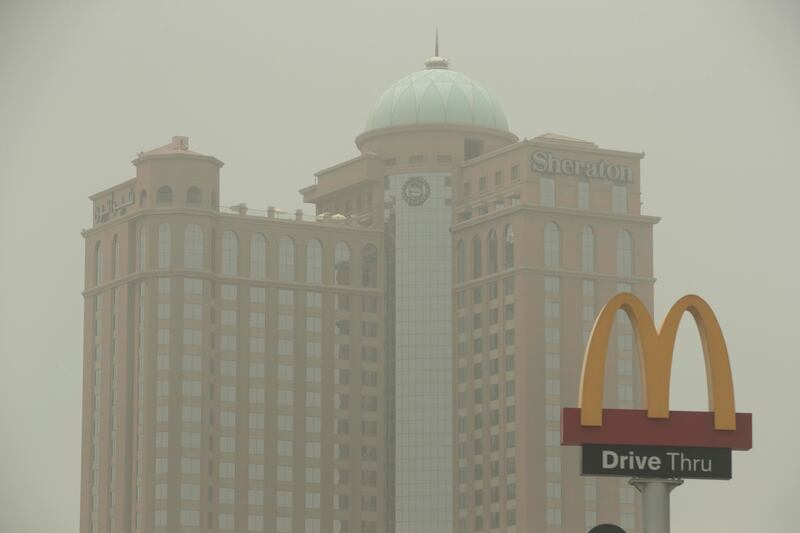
{"left": 629, "top": 478, "right": 683, "bottom": 533}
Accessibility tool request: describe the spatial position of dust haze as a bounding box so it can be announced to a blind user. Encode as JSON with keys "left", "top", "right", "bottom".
{"left": 1, "top": 1, "right": 798, "bottom": 532}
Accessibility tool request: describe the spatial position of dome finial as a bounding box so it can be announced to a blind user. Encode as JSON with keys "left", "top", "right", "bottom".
{"left": 425, "top": 27, "right": 449, "bottom": 69}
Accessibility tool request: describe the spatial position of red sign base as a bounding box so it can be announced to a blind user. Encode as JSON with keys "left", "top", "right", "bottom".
{"left": 561, "top": 408, "right": 752, "bottom": 450}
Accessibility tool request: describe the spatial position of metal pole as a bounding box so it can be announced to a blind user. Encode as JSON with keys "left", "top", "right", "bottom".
{"left": 629, "top": 478, "right": 683, "bottom": 533}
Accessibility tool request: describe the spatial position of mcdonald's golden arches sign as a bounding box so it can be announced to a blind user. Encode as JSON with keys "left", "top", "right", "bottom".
{"left": 562, "top": 293, "right": 752, "bottom": 479}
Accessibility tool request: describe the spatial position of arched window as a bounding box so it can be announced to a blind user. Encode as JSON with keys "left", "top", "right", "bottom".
{"left": 94, "top": 241, "right": 102, "bottom": 285}
{"left": 187, "top": 186, "right": 202, "bottom": 205}
{"left": 157, "top": 186, "right": 173, "bottom": 204}
{"left": 222, "top": 230, "right": 238, "bottom": 276}
{"left": 488, "top": 229, "right": 498, "bottom": 274}
{"left": 582, "top": 226, "right": 594, "bottom": 273}
{"left": 504, "top": 224, "right": 514, "bottom": 269}
{"left": 307, "top": 239, "right": 323, "bottom": 283}
{"left": 456, "top": 240, "right": 465, "bottom": 284}
{"left": 616, "top": 230, "right": 633, "bottom": 276}
{"left": 158, "top": 223, "right": 171, "bottom": 268}
{"left": 362, "top": 244, "right": 378, "bottom": 288}
{"left": 138, "top": 227, "right": 146, "bottom": 271}
{"left": 472, "top": 235, "right": 482, "bottom": 279}
{"left": 544, "top": 222, "right": 560, "bottom": 269}
{"left": 111, "top": 235, "right": 118, "bottom": 279}
{"left": 184, "top": 224, "right": 204, "bottom": 269}
{"left": 279, "top": 236, "right": 295, "bottom": 281}
{"left": 139, "top": 190, "right": 147, "bottom": 206}
{"left": 334, "top": 241, "right": 351, "bottom": 285}
{"left": 250, "top": 234, "right": 267, "bottom": 279}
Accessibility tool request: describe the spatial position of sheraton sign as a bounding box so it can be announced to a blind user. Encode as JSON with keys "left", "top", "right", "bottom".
{"left": 531, "top": 151, "right": 633, "bottom": 182}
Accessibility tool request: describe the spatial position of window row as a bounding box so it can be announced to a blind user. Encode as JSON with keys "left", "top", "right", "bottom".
{"left": 93, "top": 226, "right": 379, "bottom": 287}
{"left": 452, "top": 224, "right": 634, "bottom": 282}
{"left": 456, "top": 225, "right": 514, "bottom": 283}
{"left": 152, "top": 185, "right": 208, "bottom": 207}
{"left": 540, "top": 176, "right": 629, "bottom": 214}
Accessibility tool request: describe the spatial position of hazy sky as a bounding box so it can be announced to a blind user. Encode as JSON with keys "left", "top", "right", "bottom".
{"left": 1, "top": 1, "right": 799, "bottom": 531}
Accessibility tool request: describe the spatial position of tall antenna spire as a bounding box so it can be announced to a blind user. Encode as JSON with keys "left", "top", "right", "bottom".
{"left": 425, "top": 27, "right": 449, "bottom": 69}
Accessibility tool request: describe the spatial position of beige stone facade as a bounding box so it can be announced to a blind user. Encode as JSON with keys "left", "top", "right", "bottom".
{"left": 82, "top": 55, "right": 657, "bottom": 533}
{"left": 82, "top": 138, "right": 385, "bottom": 533}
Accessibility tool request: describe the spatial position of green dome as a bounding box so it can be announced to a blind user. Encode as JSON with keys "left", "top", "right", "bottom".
{"left": 365, "top": 66, "right": 509, "bottom": 132}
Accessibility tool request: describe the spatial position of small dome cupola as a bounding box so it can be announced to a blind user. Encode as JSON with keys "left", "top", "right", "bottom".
{"left": 364, "top": 31, "right": 509, "bottom": 133}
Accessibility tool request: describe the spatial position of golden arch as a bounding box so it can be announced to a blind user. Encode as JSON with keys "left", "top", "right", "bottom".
{"left": 578, "top": 293, "right": 736, "bottom": 430}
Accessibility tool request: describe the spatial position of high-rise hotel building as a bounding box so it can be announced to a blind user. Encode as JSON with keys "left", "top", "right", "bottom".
{"left": 81, "top": 52, "right": 657, "bottom": 533}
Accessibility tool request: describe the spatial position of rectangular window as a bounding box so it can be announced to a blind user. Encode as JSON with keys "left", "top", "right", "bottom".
{"left": 612, "top": 184, "right": 628, "bottom": 214}
{"left": 183, "top": 303, "right": 202, "bottom": 320}
{"left": 278, "top": 339, "right": 293, "bottom": 356}
{"left": 183, "top": 329, "right": 201, "bottom": 346}
{"left": 578, "top": 178, "right": 590, "bottom": 209}
{"left": 158, "top": 277, "right": 171, "bottom": 294}
{"left": 306, "top": 291, "right": 322, "bottom": 308}
{"left": 305, "top": 442, "right": 321, "bottom": 458}
{"left": 220, "top": 436, "right": 236, "bottom": 453}
{"left": 246, "top": 288, "right": 264, "bottom": 306}
{"left": 544, "top": 275, "right": 560, "bottom": 293}
{"left": 362, "top": 321, "right": 378, "bottom": 337}
{"left": 221, "top": 309, "right": 237, "bottom": 326}
{"left": 248, "top": 464, "right": 264, "bottom": 480}
{"left": 219, "top": 462, "right": 235, "bottom": 479}
{"left": 180, "top": 457, "right": 200, "bottom": 474}
{"left": 181, "top": 431, "right": 201, "bottom": 449}
{"left": 276, "top": 468, "right": 291, "bottom": 484}
{"left": 465, "top": 138, "right": 483, "bottom": 160}
{"left": 306, "top": 317, "right": 322, "bottom": 333}
{"left": 221, "top": 284, "right": 237, "bottom": 300}
{"left": 182, "top": 354, "right": 201, "bottom": 371}
{"left": 220, "top": 335, "right": 237, "bottom": 351}
{"left": 504, "top": 277, "right": 514, "bottom": 295}
{"left": 220, "top": 410, "right": 236, "bottom": 427}
{"left": 306, "top": 367, "right": 322, "bottom": 383}
{"left": 182, "top": 380, "right": 201, "bottom": 397}
{"left": 249, "top": 337, "right": 265, "bottom": 353}
{"left": 540, "top": 176, "right": 555, "bottom": 207}
{"left": 278, "top": 289, "right": 294, "bottom": 305}
{"left": 183, "top": 278, "right": 202, "bottom": 295}
{"left": 618, "top": 384, "right": 634, "bottom": 402}
{"left": 182, "top": 405, "right": 201, "bottom": 423}
{"left": 306, "top": 342, "right": 321, "bottom": 358}
{"left": 545, "top": 327, "right": 560, "bottom": 344}
{"left": 545, "top": 456, "right": 562, "bottom": 473}
{"left": 545, "top": 404, "right": 561, "bottom": 421}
